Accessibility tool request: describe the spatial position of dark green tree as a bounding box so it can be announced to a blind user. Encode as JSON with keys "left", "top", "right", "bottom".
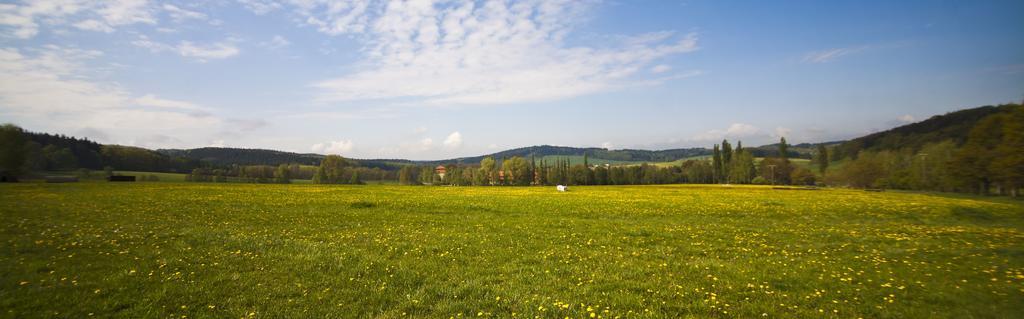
{"left": 0, "top": 124, "right": 28, "bottom": 180}
{"left": 815, "top": 144, "right": 829, "bottom": 174}
{"left": 951, "top": 113, "right": 1003, "bottom": 194}
{"left": 313, "top": 155, "right": 348, "bottom": 184}
{"left": 349, "top": 171, "right": 363, "bottom": 185}
{"left": 274, "top": 164, "right": 291, "bottom": 183}
{"left": 990, "top": 106, "right": 1024, "bottom": 196}
{"left": 712, "top": 144, "right": 722, "bottom": 183}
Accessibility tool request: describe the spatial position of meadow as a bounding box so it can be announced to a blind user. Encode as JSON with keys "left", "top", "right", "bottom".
{"left": 1, "top": 183, "right": 1022, "bottom": 318}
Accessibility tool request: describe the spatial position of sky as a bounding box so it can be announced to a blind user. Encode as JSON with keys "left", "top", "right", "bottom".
{"left": 1, "top": 0, "right": 1022, "bottom": 160}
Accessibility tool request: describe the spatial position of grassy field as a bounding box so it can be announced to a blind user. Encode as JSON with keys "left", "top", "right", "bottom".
{"left": 1, "top": 184, "right": 1022, "bottom": 318}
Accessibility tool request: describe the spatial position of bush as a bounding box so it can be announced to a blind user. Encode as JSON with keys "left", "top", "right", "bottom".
{"left": 790, "top": 167, "right": 816, "bottom": 186}
{"left": 75, "top": 168, "right": 91, "bottom": 179}
{"left": 751, "top": 176, "right": 769, "bottom": 185}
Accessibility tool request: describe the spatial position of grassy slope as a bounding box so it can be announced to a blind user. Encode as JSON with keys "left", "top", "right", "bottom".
{"left": 1, "top": 184, "right": 1022, "bottom": 318}
{"left": 536, "top": 155, "right": 644, "bottom": 166}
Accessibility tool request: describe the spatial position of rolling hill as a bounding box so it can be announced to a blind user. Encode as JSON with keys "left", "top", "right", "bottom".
{"left": 832, "top": 104, "right": 1017, "bottom": 159}
{"left": 18, "top": 103, "right": 1018, "bottom": 172}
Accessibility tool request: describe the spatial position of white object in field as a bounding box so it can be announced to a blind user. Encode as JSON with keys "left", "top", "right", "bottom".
{"left": 556, "top": 185, "right": 567, "bottom": 192}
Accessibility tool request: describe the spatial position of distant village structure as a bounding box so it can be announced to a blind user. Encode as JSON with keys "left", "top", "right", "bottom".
{"left": 434, "top": 165, "right": 446, "bottom": 180}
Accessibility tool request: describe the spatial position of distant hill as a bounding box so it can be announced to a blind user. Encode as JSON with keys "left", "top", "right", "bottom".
{"left": 437, "top": 145, "right": 712, "bottom": 165}
{"left": 156, "top": 145, "right": 713, "bottom": 168}
{"left": 158, "top": 147, "right": 325, "bottom": 166}
{"left": 833, "top": 104, "right": 1017, "bottom": 159}
{"left": 20, "top": 103, "right": 1014, "bottom": 173}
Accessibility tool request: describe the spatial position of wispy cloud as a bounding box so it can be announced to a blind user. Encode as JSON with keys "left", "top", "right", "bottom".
{"left": 693, "top": 123, "right": 762, "bottom": 142}
{"left": 0, "top": 45, "right": 222, "bottom": 148}
{"left": 311, "top": 140, "right": 355, "bottom": 155}
{"left": 260, "top": 35, "right": 290, "bottom": 50}
{"left": 802, "top": 46, "right": 865, "bottom": 64}
{"left": 0, "top": 0, "right": 156, "bottom": 38}
{"left": 134, "top": 94, "right": 210, "bottom": 112}
{"left": 237, "top": 0, "right": 282, "bottom": 15}
{"left": 162, "top": 4, "right": 207, "bottom": 22}
{"left": 292, "top": 1, "right": 700, "bottom": 106}
{"left": 133, "top": 36, "right": 240, "bottom": 61}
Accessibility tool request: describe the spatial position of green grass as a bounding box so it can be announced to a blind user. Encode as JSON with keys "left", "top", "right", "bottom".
{"left": 115, "top": 170, "right": 190, "bottom": 182}
{"left": 1, "top": 183, "right": 1022, "bottom": 318}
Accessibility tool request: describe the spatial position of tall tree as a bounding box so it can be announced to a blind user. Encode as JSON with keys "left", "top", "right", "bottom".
{"left": 951, "top": 112, "right": 1004, "bottom": 194}
{"left": 349, "top": 171, "right": 362, "bottom": 185}
{"left": 728, "top": 149, "right": 756, "bottom": 184}
{"left": 274, "top": 164, "right": 291, "bottom": 183}
{"left": 990, "top": 106, "right": 1024, "bottom": 196}
{"left": 779, "top": 137, "right": 789, "bottom": 160}
{"left": 815, "top": 144, "right": 829, "bottom": 174}
{"left": 480, "top": 156, "right": 495, "bottom": 185}
{"left": 532, "top": 154, "right": 540, "bottom": 184}
{"left": 721, "top": 140, "right": 733, "bottom": 179}
{"left": 712, "top": 144, "right": 722, "bottom": 183}
{"left": 538, "top": 159, "right": 548, "bottom": 185}
{"left": 0, "top": 124, "right": 27, "bottom": 180}
{"left": 313, "top": 155, "right": 348, "bottom": 184}
{"left": 721, "top": 139, "right": 733, "bottom": 165}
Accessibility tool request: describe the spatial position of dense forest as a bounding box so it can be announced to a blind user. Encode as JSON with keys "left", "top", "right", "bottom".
{"left": 402, "top": 138, "right": 808, "bottom": 187}
{"left": 446, "top": 145, "right": 713, "bottom": 164}
{"left": 831, "top": 104, "right": 1014, "bottom": 160}
{"left": 824, "top": 104, "right": 1022, "bottom": 195}
{"left": 158, "top": 147, "right": 323, "bottom": 166}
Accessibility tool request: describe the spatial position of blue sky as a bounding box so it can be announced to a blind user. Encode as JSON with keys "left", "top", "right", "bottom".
{"left": 1, "top": 0, "right": 1021, "bottom": 160}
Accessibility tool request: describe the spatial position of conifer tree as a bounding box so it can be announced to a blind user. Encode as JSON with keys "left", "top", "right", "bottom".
{"left": 815, "top": 144, "right": 829, "bottom": 174}
{"left": 712, "top": 144, "right": 722, "bottom": 183}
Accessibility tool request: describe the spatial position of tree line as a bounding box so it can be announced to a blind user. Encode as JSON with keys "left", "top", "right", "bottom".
{"left": 0, "top": 124, "right": 393, "bottom": 183}
{"left": 183, "top": 158, "right": 393, "bottom": 184}
{"left": 396, "top": 138, "right": 813, "bottom": 187}
{"left": 2, "top": 103, "right": 1020, "bottom": 196}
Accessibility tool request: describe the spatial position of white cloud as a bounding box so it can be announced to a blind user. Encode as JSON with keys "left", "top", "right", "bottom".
{"left": 413, "top": 126, "right": 427, "bottom": 134}
{"left": 802, "top": 46, "right": 865, "bottom": 64}
{"left": 162, "top": 4, "right": 206, "bottom": 22}
{"left": 0, "top": 1, "right": 156, "bottom": 38}
{"left": 443, "top": 131, "right": 462, "bottom": 149}
{"left": 98, "top": 0, "right": 156, "bottom": 26}
{"left": 302, "top": 1, "right": 700, "bottom": 105}
{"left": 134, "top": 94, "right": 209, "bottom": 112}
{"left": 897, "top": 114, "right": 915, "bottom": 123}
{"left": 0, "top": 45, "right": 222, "bottom": 148}
{"left": 177, "top": 41, "right": 239, "bottom": 60}
{"left": 650, "top": 64, "right": 672, "bottom": 74}
{"left": 291, "top": 0, "right": 371, "bottom": 35}
{"left": 261, "top": 35, "right": 290, "bottom": 49}
{"left": 73, "top": 19, "right": 114, "bottom": 32}
{"left": 0, "top": 1, "right": 89, "bottom": 38}
{"left": 311, "top": 140, "right": 355, "bottom": 154}
{"left": 601, "top": 142, "right": 614, "bottom": 149}
{"left": 237, "top": 0, "right": 282, "bottom": 15}
{"left": 774, "top": 127, "right": 792, "bottom": 138}
{"left": 727, "top": 123, "right": 759, "bottom": 136}
{"left": 133, "top": 36, "right": 240, "bottom": 61}
{"left": 693, "top": 123, "right": 762, "bottom": 141}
